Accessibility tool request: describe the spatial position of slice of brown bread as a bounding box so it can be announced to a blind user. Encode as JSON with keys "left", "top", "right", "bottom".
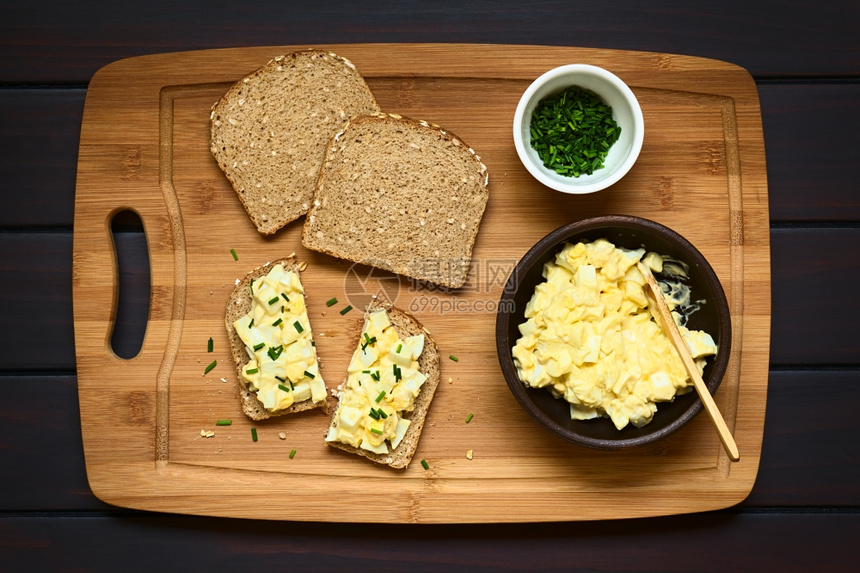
{"left": 325, "top": 301, "right": 440, "bottom": 469}
{"left": 225, "top": 256, "right": 329, "bottom": 420}
{"left": 301, "top": 113, "right": 489, "bottom": 289}
{"left": 210, "top": 50, "right": 380, "bottom": 235}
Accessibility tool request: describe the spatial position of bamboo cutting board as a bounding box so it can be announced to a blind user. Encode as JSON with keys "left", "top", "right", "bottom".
{"left": 73, "top": 44, "right": 770, "bottom": 523}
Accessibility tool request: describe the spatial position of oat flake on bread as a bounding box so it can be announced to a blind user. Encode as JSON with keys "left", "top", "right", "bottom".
{"left": 302, "top": 113, "right": 490, "bottom": 289}
{"left": 210, "top": 50, "right": 380, "bottom": 235}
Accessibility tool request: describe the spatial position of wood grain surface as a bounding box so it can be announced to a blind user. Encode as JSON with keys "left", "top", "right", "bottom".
{"left": 73, "top": 44, "right": 770, "bottom": 522}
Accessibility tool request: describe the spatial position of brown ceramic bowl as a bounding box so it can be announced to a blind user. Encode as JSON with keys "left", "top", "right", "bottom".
{"left": 495, "top": 215, "right": 732, "bottom": 450}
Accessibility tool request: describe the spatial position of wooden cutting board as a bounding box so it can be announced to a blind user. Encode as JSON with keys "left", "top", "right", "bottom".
{"left": 73, "top": 44, "right": 770, "bottom": 523}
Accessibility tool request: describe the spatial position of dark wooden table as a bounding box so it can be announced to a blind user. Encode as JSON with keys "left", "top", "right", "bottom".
{"left": 2, "top": 1, "right": 858, "bottom": 570}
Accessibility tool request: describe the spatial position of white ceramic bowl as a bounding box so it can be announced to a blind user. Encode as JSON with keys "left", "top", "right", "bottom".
{"left": 513, "top": 64, "right": 644, "bottom": 194}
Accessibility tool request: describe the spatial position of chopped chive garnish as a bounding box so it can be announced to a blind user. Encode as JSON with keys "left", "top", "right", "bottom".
{"left": 216, "top": 419, "right": 232, "bottom": 426}
{"left": 420, "top": 459, "right": 429, "bottom": 470}
{"left": 393, "top": 364, "right": 402, "bottom": 381}
{"left": 267, "top": 345, "right": 283, "bottom": 361}
{"left": 272, "top": 318, "right": 282, "bottom": 327}
{"left": 204, "top": 360, "right": 217, "bottom": 375}
{"left": 251, "top": 428, "right": 258, "bottom": 442}
{"left": 230, "top": 248, "right": 238, "bottom": 261}
{"left": 248, "top": 318, "right": 254, "bottom": 328}
{"left": 289, "top": 380, "right": 295, "bottom": 390}
{"left": 275, "top": 375, "right": 286, "bottom": 382}
{"left": 377, "top": 408, "right": 388, "bottom": 419}
{"left": 339, "top": 305, "right": 353, "bottom": 315}
{"left": 371, "top": 371, "right": 380, "bottom": 381}
{"left": 362, "top": 370, "right": 371, "bottom": 374}
{"left": 466, "top": 413, "right": 474, "bottom": 424}
{"left": 368, "top": 409, "right": 380, "bottom": 421}
{"left": 326, "top": 297, "right": 338, "bottom": 307}
{"left": 281, "top": 293, "right": 290, "bottom": 302}
{"left": 253, "top": 342, "right": 265, "bottom": 351}
{"left": 278, "top": 384, "right": 290, "bottom": 393}
{"left": 245, "top": 368, "right": 259, "bottom": 375}
{"left": 289, "top": 449, "right": 296, "bottom": 459}
{"left": 364, "top": 333, "right": 371, "bottom": 343}
{"left": 207, "top": 337, "right": 214, "bottom": 352}
{"left": 449, "top": 355, "right": 459, "bottom": 362}
{"left": 396, "top": 343, "right": 402, "bottom": 353}
{"left": 375, "top": 390, "right": 386, "bottom": 403}
{"left": 294, "top": 321, "right": 303, "bottom": 333}
{"left": 370, "top": 428, "right": 383, "bottom": 435}
{"left": 280, "top": 306, "right": 285, "bottom": 314}
{"left": 249, "top": 279, "right": 254, "bottom": 295}
{"left": 304, "top": 370, "right": 315, "bottom": 379}
{"left": 268, "top": 296, "right": 280, "bottom": 305}
{"left": 529, "top": 85, "right": 621, "bottom": 178}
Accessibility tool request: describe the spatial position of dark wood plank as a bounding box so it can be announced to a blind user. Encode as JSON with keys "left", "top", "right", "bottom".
{"left": 742, "top": 370, "right": 860, "bottom": 507}
{"left": 770, "top": 228, "right": 860, "bottom": 365}
{"left": 761, "top": 83, "right": 860, "bottom": 222}
{"left": 1, "top": 1, "right": 859, "bottom": 82}
{"left": 0, "top": 376, "right": 107, "bottom": 511}
{"left": 0, "top": 512, "right": 857, "bottom": 572}
{"left": 0, "top": 89, "right": 85, "bottom": 227}
{"left": 2, "top": 367, "right": 857, "bottom": 512}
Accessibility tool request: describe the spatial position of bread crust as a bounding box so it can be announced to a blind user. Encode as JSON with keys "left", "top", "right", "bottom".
{"left": 324, "top": 301, "right": 440, "bottom": 469}
{"left": 224, "top": 256, "right": 329, "bottom": 420}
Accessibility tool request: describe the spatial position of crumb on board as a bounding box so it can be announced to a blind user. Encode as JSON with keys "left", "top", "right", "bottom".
{"left": 200, "top": 430, "right": 215, "bottom": 438}
{"left": 278, "top": 432, "right": 287, "bottom": 440}
{"left": 448, "top": 377, "right": 453, "bottom": 384}
{"left": 466, "top": 450, "right": 473, "bottom": 460}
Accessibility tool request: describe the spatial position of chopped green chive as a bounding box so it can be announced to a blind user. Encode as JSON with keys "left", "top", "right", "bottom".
{"left": 249, "top": 279, "right": 254, "bottom": 295}
{"left": 230, "top": 248, "right": 238, "bottom": 261}
{"left": 376, "top": 408, "right": 388, "bottom": 419}
{"left": 281, "top": 293, "right": 290, "bottom": 302}
{"left": 245, "top": 368, "right": 259, "bottom": 375}
{"left": 529, "top": 85, "right": 621, "bottom": 178}
{"left": 278, "top": 383, "right": 291, "bottom": 393}
{"left": 248, "top": 318, "right": 254, "bottom": 328}
{"left": 368, "top": 409, "right": 380, "bottom": 421}
{"left": 370, "top": 428, "right": 384, "bottom": 435}
{"left": 207, "top": 337, "right": 213, "bottom": 352}
{"left": 289, "top": 449, "right": 296, "bottom": 459}
{"left": 326, "top": 297, "right": 338, "bottom": 307}
{"left": 466, "top": 413, "right": 474, "bottom": 424}
{"left": 204, "top": 360, "right": 217, "bottom": 375}
{"left": 420, "top": 459, "right": 429, "bottom": 470}
{"left": 216, "top": 419, "right": 232, "bottom": 426}
{"left": 267, "top": 345, "right": 283, "bottom": 361}
{"left": 370, "top": 371, "right": 380, "bottom": 382}
{"left": 362, "top": 369, "right": 371, "bottom": 374}
{"left": 272, "top": 318, "right": 283, "bottom": 327}
{"left": 290, "top": 381, "right": 295, "bottom": 390}
{"left": 268, "top": 296, "right": 280, "bottom": 305}
{"left": 253, "top": 342, "right": 265, "bottom": 351}
{"left": 275, "top": 375, "right": 286, "bottom": 382}
{"left": 294, "top": 320, "right": 303, "bottom": 333}
{"left": 393, "top": 364, "right": 402, "bottom": 381}
{"left": 449, "top": 355, "right": 459, "bottom": 362}
{"left": 339, "top": 305, "right": 353, "bottom": 315}
{"left": 303, "top": 370, "right": 315, "bottom": 379}
{"left": 396, "top": 343, "right": 402, "bottom": 353}
{"left": 375, "top": 390, "right": 386, "bottom": 403}
{"left": 251, "top": 428, "right": 258, "bottom": 442}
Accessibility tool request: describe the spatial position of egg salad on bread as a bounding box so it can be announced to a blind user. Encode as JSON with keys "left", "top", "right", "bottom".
{"left": 512, "top": 239, "right": 718, "bottom": 430}
{"left": 232, "top": 263, "right": 327, "bottom": 412}
{"left": 325, "top": 308, "right": 426, "bottom": 454}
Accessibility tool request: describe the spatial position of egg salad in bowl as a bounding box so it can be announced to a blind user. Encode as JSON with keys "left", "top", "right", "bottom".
{"left": 496, "top": 215, "right": 732, "bottom": 450}
{"left": 511, "top": 238, "right": 717, "bottom": 431}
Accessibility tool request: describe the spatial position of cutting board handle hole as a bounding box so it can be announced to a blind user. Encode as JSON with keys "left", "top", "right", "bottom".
{"left": 110, "top": 209, "right": 150, "bottom": 359}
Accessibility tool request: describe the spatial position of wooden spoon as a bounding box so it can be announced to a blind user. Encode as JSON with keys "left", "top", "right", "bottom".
{"left": 637, "top": 262, "right": 740, "bottom": 462}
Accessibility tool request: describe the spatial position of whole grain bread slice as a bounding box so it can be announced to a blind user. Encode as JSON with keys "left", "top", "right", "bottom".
{"left": 211, "top": 50, "right": 380, "bottom": 235}
{"left": 325, "top": 301, "right": 440, "bottom": 469}
{"left": 301, "top": 113, "right": 489, "bottom": 289}
{"left": 225, "top": 256, "right": 329, "bottom": 420}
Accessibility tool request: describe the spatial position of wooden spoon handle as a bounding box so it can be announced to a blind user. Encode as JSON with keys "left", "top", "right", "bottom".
{"left": 638, "top": 263, "right": 740, "bottom": 462}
